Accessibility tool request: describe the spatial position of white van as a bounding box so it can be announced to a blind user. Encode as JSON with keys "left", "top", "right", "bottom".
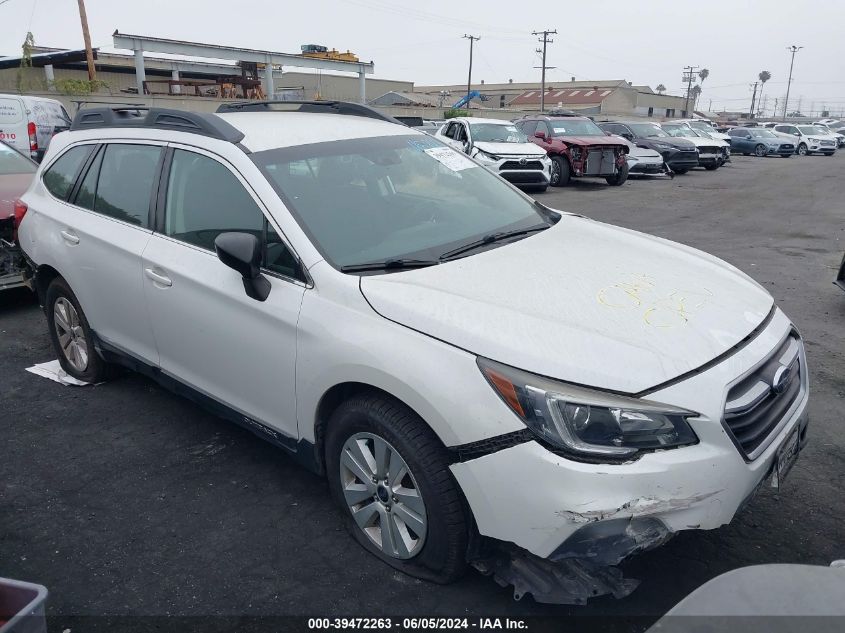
{"left": 0, "top": 94, "right": 71, "bottom": 162}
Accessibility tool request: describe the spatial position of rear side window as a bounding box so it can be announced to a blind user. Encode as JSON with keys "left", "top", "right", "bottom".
{"left": 92, "top": 144, "right": 162, "bottom": 227}
{"left": 43, "top": 145, "right": 94, "bottom": 200}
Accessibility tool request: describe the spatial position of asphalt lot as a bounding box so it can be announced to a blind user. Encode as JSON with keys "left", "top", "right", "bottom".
{"left": 2, "top": 153, "right": 844, "bottom": 630}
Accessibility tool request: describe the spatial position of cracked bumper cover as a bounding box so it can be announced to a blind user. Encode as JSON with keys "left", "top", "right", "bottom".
{"left": 450, "top": 310, "right": 809, "bottom": 563}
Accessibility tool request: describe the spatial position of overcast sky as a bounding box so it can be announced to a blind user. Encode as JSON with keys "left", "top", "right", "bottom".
{"left": 3, "top": 0, "right": 845, "bottom": 115}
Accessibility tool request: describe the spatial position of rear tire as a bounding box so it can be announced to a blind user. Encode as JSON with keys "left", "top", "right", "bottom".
{"left": 549, "top": 155, "right": 570, "bottom": 187}
{"left": 605, "top": 163, "right": 629, "bottom": 186}
{"left": 45, "top": 278, "right": 112, "bottom": 383}
{"left": 325, "top": 393, "right": 469, "bottom": 584}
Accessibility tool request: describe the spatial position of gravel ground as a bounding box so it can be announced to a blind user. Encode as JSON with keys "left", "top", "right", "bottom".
{"left": 1, "top": 154, "right": 843, "bottom": 630}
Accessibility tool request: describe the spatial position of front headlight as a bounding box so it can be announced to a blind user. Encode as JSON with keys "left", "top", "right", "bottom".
{"left": 650, "top": 142, "right": 673, "bottom": 151}
{"left": 478, "top": 358, "right": 698, "bottom": 459}
{"left": 474, "top": 150, "right": 499, "bottom": 162}
{"left": 809, "top": 137, "right": 820, "bottom": 143}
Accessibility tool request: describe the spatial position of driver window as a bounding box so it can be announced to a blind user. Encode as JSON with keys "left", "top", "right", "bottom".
{"left": 164, "top": 149, "right": 303, "bottom": 280}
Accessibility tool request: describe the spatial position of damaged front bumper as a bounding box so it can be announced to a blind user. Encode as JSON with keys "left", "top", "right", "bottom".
{"left": 451, "top": 309, "right": 809, "bottom": 604}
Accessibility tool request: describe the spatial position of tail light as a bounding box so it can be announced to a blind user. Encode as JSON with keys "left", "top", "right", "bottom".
{"left": 27, "top": 121, "right": 38, "bottom": 152}
{"left": 13, "top": 199, "right": 28, "bottom": 240}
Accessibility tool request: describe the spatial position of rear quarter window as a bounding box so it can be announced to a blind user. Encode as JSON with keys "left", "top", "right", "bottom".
{"left": 43, "top": 145, "right": 95, "bottom": 200}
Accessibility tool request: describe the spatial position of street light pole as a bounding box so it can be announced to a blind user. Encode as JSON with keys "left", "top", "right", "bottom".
{"left": 782, "top": 45, "right": 802, "bottom": 120}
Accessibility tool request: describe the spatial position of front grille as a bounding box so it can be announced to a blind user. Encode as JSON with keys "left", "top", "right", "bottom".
{"left": 723, "top": 332, "right": 804, "bottom": 459}
{"left": 820, "top": 140, "right": 835, "bottom": 146}
{"left": 699, "top": 145, "right": 719, "bottom": 154}
{"left": 781, "top": 144, "right": 794, "bottom": 150}
{"left": 500, "top": 160, "right": 544, "bottom": 171}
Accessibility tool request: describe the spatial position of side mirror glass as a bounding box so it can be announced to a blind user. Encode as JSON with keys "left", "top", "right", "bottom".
{"left": 214, "top": 232, "right": 271, "bottom": 302}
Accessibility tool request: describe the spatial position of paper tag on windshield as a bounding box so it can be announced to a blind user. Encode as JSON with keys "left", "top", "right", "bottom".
{"left": 424, "top": 146, "right": 476, "bottom": 172}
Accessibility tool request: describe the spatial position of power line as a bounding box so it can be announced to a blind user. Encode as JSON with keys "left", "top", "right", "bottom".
{"left": 532, "top": 29, "right": 556, "bottom": 112}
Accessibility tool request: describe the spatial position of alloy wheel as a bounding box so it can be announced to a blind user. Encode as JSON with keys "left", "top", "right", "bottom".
{"left": 53, "top": 297, "right": 88, "bottom": 372}
{"left": 550, "top": 160, "right": 560, "bottom": 186}
{"left": 339, "top": 432, "right": 427, "bottom": 560}
{"left": 755, "top": 144, "right": 767, "bottom": 157}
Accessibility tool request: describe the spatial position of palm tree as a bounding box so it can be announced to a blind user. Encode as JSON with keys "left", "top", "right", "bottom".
{"left": 698, "top": 68, "right": 709, "bottom": 86}
{"left": 691, "top": 84, "right": 702, "bottom": 110}
{"left": 757, "top": 70, "right": 771, "bottom": 116}
{"left": 656, "top": 83, "right": 666, "bottom": 95}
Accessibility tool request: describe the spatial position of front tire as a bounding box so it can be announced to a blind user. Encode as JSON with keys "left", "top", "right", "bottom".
{"left": 605, "top": 163, "right": 629, "bottom": 186}
{"left": 549, "top": 155, "right": 571, "bottom": 187}
{"left": 45, "top": 278, "right": 111, "bottom": 383}
{"left": 325, "top": 394, "right": 469, "bottom": 583}
{"left": 754, "top": 144, "right": 767, "bottom": 157}
{"left": 704, "top": 163, "right": 720, "bottom": 170}
{"left": 797, "top": 143, "right": 808, "bottom": 156}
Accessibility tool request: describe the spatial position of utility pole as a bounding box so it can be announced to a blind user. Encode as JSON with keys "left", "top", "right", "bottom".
{"left": 532, "top": 29, "right": 557, "bottom": 112}
{"left": 749, "top": 82, "right": 759, "bottom": 118}
{"left": 462, "top": 35, "right": 480, "bottom": 108}
{"left": 782, "top": 45, "right": 802, "bottom": 120}
{"left": 682, "top": 65, "right": 699, "bottom": 116}
{"left": 76, "top": 0, "right": 96, "bottom": 81}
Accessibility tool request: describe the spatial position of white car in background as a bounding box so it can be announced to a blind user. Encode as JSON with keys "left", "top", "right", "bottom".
{"left": 773, "top": 124, "right": 837, "bottom": 155}
{"left": 436, "top": 117, "right": 552, "bottom": 191}
{"left": 670, "top": 119, "right": 731, "bottom": 161}
{"left": 660, "top": 123, "right": 725, "bottom": 169}
{"left": 811, "top": 123, "right": 845, "bottom": 148}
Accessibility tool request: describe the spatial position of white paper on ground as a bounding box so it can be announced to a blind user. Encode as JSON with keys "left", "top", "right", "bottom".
{"left": 26, "top": 360, "right": 91, "bottom": 386}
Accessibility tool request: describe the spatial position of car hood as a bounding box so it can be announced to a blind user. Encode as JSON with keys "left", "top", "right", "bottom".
{"left": 680, "top": 136, "right": 722, "bottom": 149}
{"left": 0, "top": 173, "right": 34, "bottom": 219}
{"left": 557, "top": 136, "right": 626, "bottom": 147}
{"left": 360, "top": 215, "right": 774, "bottom": 394}
{"left": 474, "top": 141, "right": 547, "bottom": 157}
{"left": 640, "top": 137, "right": 697, "bottom": 150}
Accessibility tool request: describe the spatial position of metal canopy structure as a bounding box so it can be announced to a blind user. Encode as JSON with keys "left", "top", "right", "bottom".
{"left": 112, "top": 31, "right": 374, "bottom": 102}
{"left": 0, "top": 48, "right": 97, "bottom": 70}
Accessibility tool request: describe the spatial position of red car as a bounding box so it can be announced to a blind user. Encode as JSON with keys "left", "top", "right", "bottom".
{"left": 0, "top": 141, "right": 36, "bottom": 291}
{"left": 516, "top": 114, "right": 629, "bottom": 187}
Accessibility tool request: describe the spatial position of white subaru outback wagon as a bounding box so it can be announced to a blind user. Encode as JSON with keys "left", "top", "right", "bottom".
{"left": 18, "top": 102, "right": 808, "bottom": 595}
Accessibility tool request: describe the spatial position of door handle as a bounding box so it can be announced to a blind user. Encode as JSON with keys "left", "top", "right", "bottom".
{"left": 60, "top": 230, "right": 79, "bottom": 245}
{"left": 144, "top": 268, "right": 172, "bottom": 287}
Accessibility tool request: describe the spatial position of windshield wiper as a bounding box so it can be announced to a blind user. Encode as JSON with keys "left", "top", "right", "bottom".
{"left": 340, "top": 258, "right": 440, "bottom": 273}
{"left": 439, "top": 225, "right": 550, "bottom": 261}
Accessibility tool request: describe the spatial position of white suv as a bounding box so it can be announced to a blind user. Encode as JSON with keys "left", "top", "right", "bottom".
{"left": 18, "top": 103, "right": 809, "bottom": 598}
{"left": 436, "top": 117, "right": 552, "bottom": 191}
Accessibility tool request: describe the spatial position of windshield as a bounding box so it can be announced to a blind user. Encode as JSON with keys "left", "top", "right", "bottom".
{"left": 628, "top": 123, "right": 670, "bottom": 138}
{"left": 750, "top": 130, "right": 777, "bottom": 138}
{"left": 662, "top": 125, "right": 699, "bottom": 138}
{"left": 252, "top": 134, "right": 551, "bottom": 270}
{"left": 549, "top": 119, "right": 604, "bottom": 136}
{"left": 0, "top": 142, "right": 36, "bottom": 175}
{"left": 688, "top": 121, "right": 714, "bottom": 131}
{"left": 469, "top": 123, "right": 528, "bottom": 143}
{"left": 798, "top": 126, "right": 822, "bottom": 135}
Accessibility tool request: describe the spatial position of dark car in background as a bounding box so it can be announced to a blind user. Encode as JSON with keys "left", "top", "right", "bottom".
{"left": 598, "top": 121, "right": 700, "bottom": 174}
{"left": 0, "top": 141, "right": 36, "bottom": 291}
{"left": 516, "top": 115, "right": 629, "bottom": 186}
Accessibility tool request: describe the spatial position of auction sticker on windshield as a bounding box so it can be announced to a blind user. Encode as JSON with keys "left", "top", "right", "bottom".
{"left": 424, "top": 146, "right": 477, "bottom": 172}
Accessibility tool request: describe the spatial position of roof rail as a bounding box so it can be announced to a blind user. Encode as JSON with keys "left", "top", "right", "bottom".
{"left": 70, "top": 106, "right": 246, "bottom": 143}
{"left": 215, "top": 100, "right": 400, "bottom": 124}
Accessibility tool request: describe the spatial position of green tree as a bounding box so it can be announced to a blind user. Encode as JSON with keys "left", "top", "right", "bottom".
{"left": 757, "top": 70, "right": 772, "bottom": 116}
{"left": 16, "top": 32, "right": 35, "bottom": 93}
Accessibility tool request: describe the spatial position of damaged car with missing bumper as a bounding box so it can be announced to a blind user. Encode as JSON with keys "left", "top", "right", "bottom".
{"left": 19, "top": 102, "right": 809, "bottom": 605}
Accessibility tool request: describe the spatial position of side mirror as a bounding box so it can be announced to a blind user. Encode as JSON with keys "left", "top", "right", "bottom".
{"left": 214, "top": 232, "right": 271, "bottom": 302}
{"left": 622, "top": 133, "right": 634, "bottom": 141}
{"left": 604, "top": 130, "right": 612, "bottom": 136}
{"left": 534, "top": 131, "right": 546, "bottom": 140}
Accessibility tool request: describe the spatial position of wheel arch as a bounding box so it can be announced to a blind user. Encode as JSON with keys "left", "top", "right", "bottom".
{"left": 312, "top": 381, "right": 445, "bottom": 476}
{"left": 34, "top": 264, "right": 62, "bottom": 307}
